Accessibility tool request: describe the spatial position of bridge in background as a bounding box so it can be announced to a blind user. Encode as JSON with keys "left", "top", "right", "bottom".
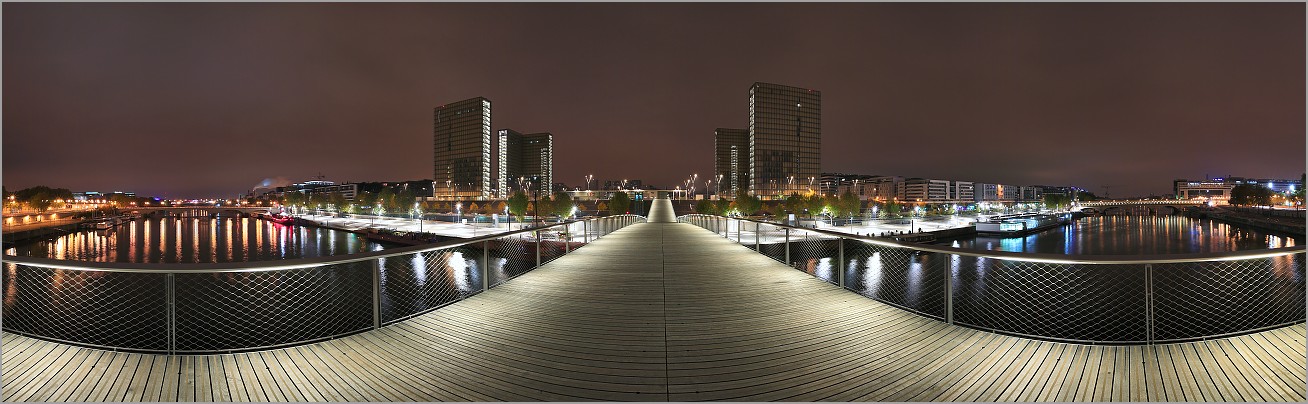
{"left": 2, "top": 199, "right": 1303, "bottom": 401}
{"left": 1076, "top": 199, "right": 1206, "bottom": 214}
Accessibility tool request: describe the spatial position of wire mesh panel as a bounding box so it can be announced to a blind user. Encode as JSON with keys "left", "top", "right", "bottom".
{"left": 787, "top": 230, "right": 841, "bottom": 284}
{"left": 379, "top": 247, "right": 483, "bottom": 325}
{"left": 173, "top": 261, "right": 373, "bottom": 352}
{"left": 487, "top": 233, "right": 536, "bottom": 287}
{"left": 952, "top": 259, "right": 1147, "bottom": 343}
{"left": 2, "top": 263, "right": 168, "bottom": 351}
{"left": 1153, "top": 253, "right": 1305, "bottom": 341}
{"left": 843, "top": 241, "right": 946, "bottom": 319}
{"left": 756, "top": 223, "right": 788, "bottom": 263}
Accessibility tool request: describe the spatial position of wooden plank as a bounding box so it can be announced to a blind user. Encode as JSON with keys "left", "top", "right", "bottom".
{"left": 191, "top": 355, "right": 209, "bottom": 402}
{"left": 1190, "top": 341, "right": 1242, "bottom": 401}
{"left": 256, "top": 350, "right": 307, "bottom": 402}
{"left": 999, "top": 339, "right": 1062, "bottom": 400}
{"left": 1048, "top": 344, "right": 1086, "bottom": 401}
{"left": 1127, "top": 345, "right": 1149, "bottom": 402}
{"left": 219, "top": 354, "right": 250, "bottom": 403}
{"left": 11, "top": 343, "right": 77, "bottom": 402}
{"left": 181, "top": 355, "right": 199, "bottom": 402}
{"left": 294, "top": 344, "right": 374, "bottom": 401}
{"left": 54, "top": 348, "right": 110, "bottom": 402}
{"left": 355, "top": 329, "right": 501, "bottom": 401}
{"left": 941, "top": 334, "right": 1030, "bottom": 400}
{"left": 1228, "top": 334, "right": 1303, "bottom": 400}
{"left": 33, "top": 347, "right": 95, "bottom": 402}
{"left": 1020, "top": 342, "right": 1072, "bottom": 402}
{"left": 1090, "top": 345, "right": 1116, "bottom": 401}
{"left": 243, "top": 352, "right": 286, "bottom": 402}
{"left": 319, "top": 338, "right": 416, "bottom": 401}
{"left": 1210, "top": 339, "right": 1275, "bottom": 401}
{"left": 5, "top": 342, "right": 68, "bottom": 399}
{"left": 120, "top": 353, "right": 157, "bottom": 402}
{"left": 82, "top": 351, "right": 129, "bottom": 402}
{"left": 959, "top": 338, "right": 1033, "bottom": 401}
{"left": 235, "top": 353, "right": 270, "bottom": 402}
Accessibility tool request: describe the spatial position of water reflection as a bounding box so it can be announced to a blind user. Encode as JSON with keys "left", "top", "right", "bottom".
{"left": 944, "top": 216, "right": 1301, "bottom": 254}
{"left": 5, "top": 217, "right": 387, "bottom": 263}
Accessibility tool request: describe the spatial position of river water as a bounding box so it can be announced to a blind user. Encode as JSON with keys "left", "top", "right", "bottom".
{"left": 940, "top": 215, "right": 1300, "bottom": 255}
{"left": 4, "top": 216, "right": 390, "bottom": 263}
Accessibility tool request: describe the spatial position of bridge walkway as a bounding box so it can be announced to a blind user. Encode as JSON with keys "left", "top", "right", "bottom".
{"left": 2, "top": 199, "right": 1305, "bottom": 401}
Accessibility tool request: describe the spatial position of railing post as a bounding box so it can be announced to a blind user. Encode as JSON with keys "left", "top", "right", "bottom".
{"left": 535, "top": 230, "right": 542, "bottom": 267}
{"left": 584, "top": 220, "right": 589, "bottom": 243}
{"left": 165, "top": 273, "right": 176, "bottom": 354}
{"left": 755, "top": 221, "right": 760, "bottom": 251}
{"left": 945, "top": 257, "right": 953, "bottom": 324}
{"left": 838, "top": 237, "right": 845, "bottom": 288}
{"left": 482, "top": 240, "right": 490, "bottom": 292}
{"left": 1146, "top": 263, "right": 1154, "bottom": 345}
{"left": 565, "top": 224, "right": 571, "bottom": 254}
{"left": 371, "top": 259, "right": 381, "bottom": 330}
{"left": 784, "top": 227, "right": 791, "bottom": 264}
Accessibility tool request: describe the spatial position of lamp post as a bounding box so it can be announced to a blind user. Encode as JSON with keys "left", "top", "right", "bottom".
{"left": 715, "top": 174, "right": 723, "bottom": 199}
{"left": 585, "top": 174, "right": 594, "bottom": 192}
{"left": 414, "top": 202, "right": 422, "bottom": 233}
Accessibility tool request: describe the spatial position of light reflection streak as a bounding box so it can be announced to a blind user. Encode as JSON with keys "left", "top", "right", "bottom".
{"left": 863, "top": 252, "right": 883, "bottom": 297}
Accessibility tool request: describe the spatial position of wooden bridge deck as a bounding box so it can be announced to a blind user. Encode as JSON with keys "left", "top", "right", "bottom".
{"left": 3, "top": 199, "right": 1305, "bottom": 401}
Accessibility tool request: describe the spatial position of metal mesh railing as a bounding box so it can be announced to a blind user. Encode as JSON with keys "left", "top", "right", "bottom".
{"left": 677, "top": 214, "right": 1306, "bottom": 344}
{"left": 1153, "top": 254, "right": 1305, "bottom": 341}
{"left": 175, "top": 263, "right": 374, "bottom": 352}
{"left": 1, "top": 214, "right": 645, "bottom": 353}
{"left": 844, "top": 241, "right": 946, "bottom": 320}
{"left": 2, "top": 263, "right": 168, "bottom": 351}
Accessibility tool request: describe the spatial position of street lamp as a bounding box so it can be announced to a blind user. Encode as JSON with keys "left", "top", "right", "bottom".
{"left": 456, "top": 202, "right": 462, "bottom": 224}
{"left": 585, "top": 174, "right": 594, "bottom": 191}
{"left": 715, "top": 174, "right": 723, "bottom": 198}
{"left": 414, "top": 202, "right": 422, "bottom": 232}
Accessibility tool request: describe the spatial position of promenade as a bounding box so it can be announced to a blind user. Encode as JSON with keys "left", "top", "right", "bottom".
{"left": 2, "top": 199, "right": 1304, "bottom": 401}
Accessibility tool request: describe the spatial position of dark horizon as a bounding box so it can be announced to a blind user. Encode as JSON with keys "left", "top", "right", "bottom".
{"left": 4, "top": 3, "right": 1304, "bottom": 199}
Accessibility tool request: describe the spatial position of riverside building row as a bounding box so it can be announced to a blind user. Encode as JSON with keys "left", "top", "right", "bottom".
{"left": 816, "top": 173, "right": 1069, "bottom": 205}
{"left": 433, "top": 97, "right": 555, "bottom": 200}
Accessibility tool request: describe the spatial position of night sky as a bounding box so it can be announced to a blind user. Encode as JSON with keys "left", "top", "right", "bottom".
{"left": 4, "top": 3, "right": 1303, "bottom": 199}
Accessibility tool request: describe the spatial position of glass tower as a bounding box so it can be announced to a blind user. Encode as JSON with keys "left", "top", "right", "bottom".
{"left": 434, "top": 97, "right": 492, "bottom": 199}
{"left": 498, "top": 129, "right": 553, "bottom": 198}
{"left": 714, "top": 128, "right": 749, "bottom": 197}
{"left": 749, "top": 82, "right": 821, "bottom": 199}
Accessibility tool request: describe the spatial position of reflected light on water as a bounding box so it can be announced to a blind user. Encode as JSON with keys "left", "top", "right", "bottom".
{"left": 863, "top": 252, "right": 883, "bottom": 297}
{"left": 8, "top": 217, "right": 385, "bottom": 263}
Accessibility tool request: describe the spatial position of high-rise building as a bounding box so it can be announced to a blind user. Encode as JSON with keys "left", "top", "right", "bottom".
{"left": 749, "top": 82, "right": 821, "bottom": 199}
{"left": 714, "top": 128, "right": 750, "bottom": 197}
{"left": 434, "top": 97, "right": 492, "bottom": 199}
{"left": 497, "top": 129, "right": 553, "bottom": 198}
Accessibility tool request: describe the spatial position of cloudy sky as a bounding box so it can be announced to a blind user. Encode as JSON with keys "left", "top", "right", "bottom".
{"left": 4, "top": 3, "right": 1303, "bottom": 198}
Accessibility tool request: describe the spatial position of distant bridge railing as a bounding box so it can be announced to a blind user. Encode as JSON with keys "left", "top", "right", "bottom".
{"left": 1, "top": 215, "right": 647, "bottom": 354}
{"left": 1078, "top": 200, "right": 1205, "bottom": 207}
{"left": 678, "top": 214, "right": 1305, "bottom": 345}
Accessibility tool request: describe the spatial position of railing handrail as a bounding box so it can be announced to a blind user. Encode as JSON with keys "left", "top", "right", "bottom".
{"left": 1, "top": 214, "right": 648, "bottom": 274}
{"left": 676, "top": 214, "right": 1305, "bottom": 264}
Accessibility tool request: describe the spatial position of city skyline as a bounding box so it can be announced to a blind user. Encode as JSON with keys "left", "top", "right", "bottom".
{"left": 4, "top": 3, "right": 1304, "bottom": 198}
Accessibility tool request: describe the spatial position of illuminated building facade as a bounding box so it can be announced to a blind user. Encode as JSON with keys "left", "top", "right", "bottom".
{"left": 498, "top": 129, "right": 553, "bottom": 197}
{"left": 749, "top": 82, "right": 821, "bottom": 199}
{"left": 434, "top": 97, "right": 492, "bottom": 199}
{"left": 714, "top": 128, "right": 750, "bottom": 196}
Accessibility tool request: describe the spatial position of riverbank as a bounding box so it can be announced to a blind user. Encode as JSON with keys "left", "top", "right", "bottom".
{"left": 1202, "top": 207, "right": 1306, "bottom": 236}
